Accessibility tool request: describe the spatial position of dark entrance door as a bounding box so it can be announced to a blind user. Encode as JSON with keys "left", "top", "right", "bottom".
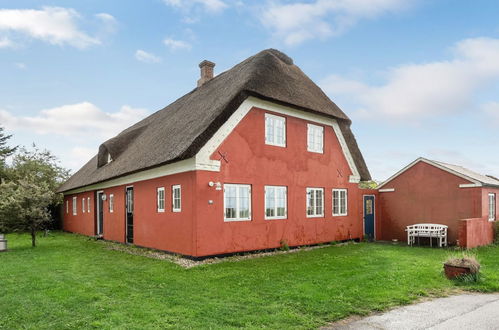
{"left": 125, "top": 187, "right": 134, "bottom": 244}
{"left": 363, "top": 195, "right": 375, "bottom": 240}
{"left": 97, "top": 191, "right": 104, "bottom": 236}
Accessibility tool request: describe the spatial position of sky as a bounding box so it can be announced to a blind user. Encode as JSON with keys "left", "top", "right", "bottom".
{"left": 1, "top": 0, "right": 498, "bottom": 181}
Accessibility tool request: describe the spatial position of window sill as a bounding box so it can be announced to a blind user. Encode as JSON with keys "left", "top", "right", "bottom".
{"left": 173, "top": 209, "right": 181, "bottom": 213}
{"left": 333, "top": 214, "right": 348, "bottom": 217}
{"left": 265, "top": 142, "right": 286, "bottom": 148}
{"left": 157, "top": 210, "right": 165, "bottom": 213}
{"left": 224, "top": 218, "right": 252, "bottom": 222}
{"left": 306, "top": 215, "right": 324, "bottom": 218}
{"left": 265, "top": 217, "right": 287, "bottom": 220}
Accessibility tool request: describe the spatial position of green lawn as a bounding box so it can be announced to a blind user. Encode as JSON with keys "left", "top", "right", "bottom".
{"left": 1, "top": 233, "right": 498, "bottom": 329}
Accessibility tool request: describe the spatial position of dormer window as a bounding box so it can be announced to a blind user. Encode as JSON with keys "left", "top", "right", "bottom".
{"left": 107, "top": 153, "right": 112, "bottom": 164}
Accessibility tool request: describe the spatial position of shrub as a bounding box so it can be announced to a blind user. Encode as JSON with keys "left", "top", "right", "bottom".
{"left": 279, "top": 239, "right": 290, "bottom": 251}
{"left": 494, "top": 222, "right": 499, "bottom": 244}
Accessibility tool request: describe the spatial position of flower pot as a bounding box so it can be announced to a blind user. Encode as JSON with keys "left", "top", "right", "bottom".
{"left": 443, "top": 263, "right": 476, "bottom": 279}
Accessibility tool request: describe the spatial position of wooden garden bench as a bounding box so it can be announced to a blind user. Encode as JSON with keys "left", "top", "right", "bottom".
{"left": 406, "top": 223, "right": 448, "bottom": 247}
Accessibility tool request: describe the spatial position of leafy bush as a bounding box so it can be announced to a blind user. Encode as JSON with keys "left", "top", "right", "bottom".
{"left": 494, "top": 222, "right": 499, "bottom": 244}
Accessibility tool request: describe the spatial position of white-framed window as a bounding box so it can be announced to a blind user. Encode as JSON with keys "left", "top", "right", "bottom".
{"left": 172, "top": 185, "right": 181, "bottom": 212}
{"left": 66, "top": 200, "right": 69, "bottom": 214}
{"left": 306, "top": 187, "right": 324, "bottom": 217}
{"left": 72, "top": 196, "right": 77, "bottom": 216}
{"left": 333, "top": 189, "right": 348, "bottom": 216}
{"left": 489, "top": 193, "right": 496, "bottom": 221}
{"left": 157, "top": 187, "right": 165, "bottom": 212}
{"left": 265, "top": 113, "right": 286, "bottom": 147}
{"left": 82, "top": 198, "right": 85, "bottom": 213}
{"left": 224, "top": 184, "right": 251, "bottom": 221}
{"left": 265, "top": 186, "right": 287, "bottom": 220}
{"left": 87, "top": 197, "right": 90, "bottom": 213}
{"left": 307, "top": 123, "right": 324, "bottom": 153}
{"left": 109, "top": 194, "right": 114, "bottom": 213}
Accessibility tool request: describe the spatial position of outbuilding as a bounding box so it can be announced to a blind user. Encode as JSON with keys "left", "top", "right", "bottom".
{"left": 377, "top": 157, "right": 498, "bottom": 248}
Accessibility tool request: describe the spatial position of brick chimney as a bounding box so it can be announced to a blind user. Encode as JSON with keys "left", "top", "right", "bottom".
{"left": 197, "top": 60, "right": 215, "bottom": 87}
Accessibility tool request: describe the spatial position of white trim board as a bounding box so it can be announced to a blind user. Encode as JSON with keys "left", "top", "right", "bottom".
{"left": 65, "top": 96, "right": 363, "bottom": 194}
{"left": 379, "top": 188, "right": 395, "bottom": 192}
{"left": 377, "top": 157, "right": 480, "bottom": 190}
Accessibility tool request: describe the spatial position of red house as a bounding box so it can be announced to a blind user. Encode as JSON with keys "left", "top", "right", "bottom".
{"left": 377, "top": 158, "right": 499, "bottom": 248}
{"left": 58, "top": 49, "right": 375, "bottom": 257}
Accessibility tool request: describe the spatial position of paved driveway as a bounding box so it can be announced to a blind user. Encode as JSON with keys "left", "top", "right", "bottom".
{"left": 326, "top": 293, "right": 499, "bottom": 330}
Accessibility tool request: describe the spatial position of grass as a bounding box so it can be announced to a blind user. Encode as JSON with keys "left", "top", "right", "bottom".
{"left": 1, "top": 233, "right": 498, "bottom": 329}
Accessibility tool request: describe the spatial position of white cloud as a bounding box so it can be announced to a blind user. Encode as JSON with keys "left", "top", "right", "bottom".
{"left": 321, "top": 37, "right": 499, "bottom": 121}
{"left": 0, "top": 7, "right": 115, "bottom": 48}
{"left": 0, "top": 36, "right": 13, "bottom": 48}
{"left": 260, "top": 0, "right": 412, "bottom": 46}
{"left": 135, "top": 49, "right": 162, "bottom": 63}
{"left": 14, "top": 62, "right": 27, "bottom": 70}
{"left": 164, "top": 38, "right": 192, "bottom": 51}
{"left": 0, "top": 102, "right": 150, "bottom": 140}
{"left": 163, "top": 0, "right": 228, "bottom": 13}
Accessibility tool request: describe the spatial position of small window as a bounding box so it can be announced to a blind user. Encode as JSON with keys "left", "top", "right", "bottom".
{"left": 66, "top": 200, "right": 69, "bottom": 214}
{"left": 82, "top": 198, "right": 85, "bottom": 213}
{"left": 72, "top": 197, "right": 77, "bottom": 215}
{"left": 107, "top": 153, "right": 112, "bottom": 164}
{"left": 157, "top": 187, "right": 165, "bottom": 212}
{"left": 306, "top": 187, "right": 324, "bottom": 217}
{"left": 172, "top": 185, "right": 181, "bottom": 212}
{"left": 265, "top": 113, "right": 286, "bottom": 147}
{"left": 87, "top": 197, "right": 90, "bottom": 213}
{"left": 307, "top": 124, "right": 324, "bottom": 153}
{"left": 489, "top": 193, "right": 496, "bottom": 221}
{"left": 265, "top": 186, "right": 287, "bottom": 220}
{"left": 333, "top": 189, "right": 348, "bottom": 216}
{"left": 109, "top": 194, "right": 114, "bottom": 213}
{"left": 224, "top": 184, "right": 251, "bottom": 221}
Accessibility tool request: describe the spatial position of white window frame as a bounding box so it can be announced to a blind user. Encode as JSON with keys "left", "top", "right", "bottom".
{"left": 87, "top": 197, "right": 90, "bottom": 213}
{"left": 307, "top": 123, "right": 324, "bottom": 153}
{"left": 333, "top": 189, "right": 348, "bottom": 216}
{"left": 157, "top": 187, "right": 165, "bottom": 213}
{"left": 66, "top": 200, "right": 69, "bottom": 214}
{"left": 72, "top": 197, "right": 77, "bottom": 216}
{"left": 265, "top": 186, "right": 287, "bottom": 220}
{"left": 306, "top": 187, "right": 324, "bottom": 218}
{"left": 82, "top": 198, "right": 85, "bottom": 213}
{"left": 265, "top": 113, "right": 286, "bottom": 147}
{"left": 489, "top": 193, "right": 496, "bottom": 221}
{"left": 172, "top": 185, "right": 181, "bottom": 212}
{"left": 224, "top": 184, "right": 252, "bottom": 222}
{"left": 109, "top": 194, "right": 114, "bottom": 213}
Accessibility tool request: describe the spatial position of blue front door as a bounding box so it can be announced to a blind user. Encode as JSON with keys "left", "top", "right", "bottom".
{"left": 364, "top": 195, "right": 375, "bottom": 240}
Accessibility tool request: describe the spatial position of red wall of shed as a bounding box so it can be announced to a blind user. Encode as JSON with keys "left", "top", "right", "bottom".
{"left": 378, "top": 161, "right": 482, "bottom": 244}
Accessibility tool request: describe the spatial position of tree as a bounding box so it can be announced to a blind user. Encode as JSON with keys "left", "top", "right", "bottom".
{"left": 7, "top": 145, "right": 70, "bottom": 204}
{"left": 0, "top": 126, "right": 17, "bottom": 181}
{"left": 0, "top": 145, "right": 70, "bottom": 246}
{"left": 0, "top": 176, "right": 53, "bottom": 247}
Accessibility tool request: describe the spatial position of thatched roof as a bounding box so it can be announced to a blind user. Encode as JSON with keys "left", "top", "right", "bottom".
{"left": 58, "top": 49, "right": 371, "bottom": 193}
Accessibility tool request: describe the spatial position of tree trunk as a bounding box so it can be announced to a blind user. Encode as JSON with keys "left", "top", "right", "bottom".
{"left": 31, "top": 226, "right": 36, "bottom": 247}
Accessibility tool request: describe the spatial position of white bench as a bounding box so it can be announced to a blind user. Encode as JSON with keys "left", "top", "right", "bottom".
{"left": 406, "top": 224, "right": 448, "bottom": 247}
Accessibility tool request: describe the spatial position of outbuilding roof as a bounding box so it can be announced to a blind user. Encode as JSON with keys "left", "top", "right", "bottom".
{"left": 58, "top": 49, "right": 371, "bottom": 193}
{"left": 378, "top": 157, "right": 499, "bottom": 189}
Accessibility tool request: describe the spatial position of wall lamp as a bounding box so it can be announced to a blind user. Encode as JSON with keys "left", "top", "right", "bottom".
{"left": 208, "top": 181, "right": 222, "bottom": 191}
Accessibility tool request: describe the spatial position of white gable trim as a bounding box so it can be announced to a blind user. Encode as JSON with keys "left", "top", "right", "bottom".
{"left": 64, "top": 96, "right": 362, "bottom": 194}
{"left": 377, "top": 157, "right": 481, "bottom": 190}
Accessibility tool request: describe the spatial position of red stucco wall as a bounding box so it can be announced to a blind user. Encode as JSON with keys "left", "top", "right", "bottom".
{"left": 63, "top": 171, "right": 196, "bottom": 256}
{"left": 378, "top": 161, "right": 482, "bottom": 244}
{"left": 63, "top": 191, "right": 96, "bottom": 236}
{"left": 193, "top": 106, "right": 368, "bottom": 256}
